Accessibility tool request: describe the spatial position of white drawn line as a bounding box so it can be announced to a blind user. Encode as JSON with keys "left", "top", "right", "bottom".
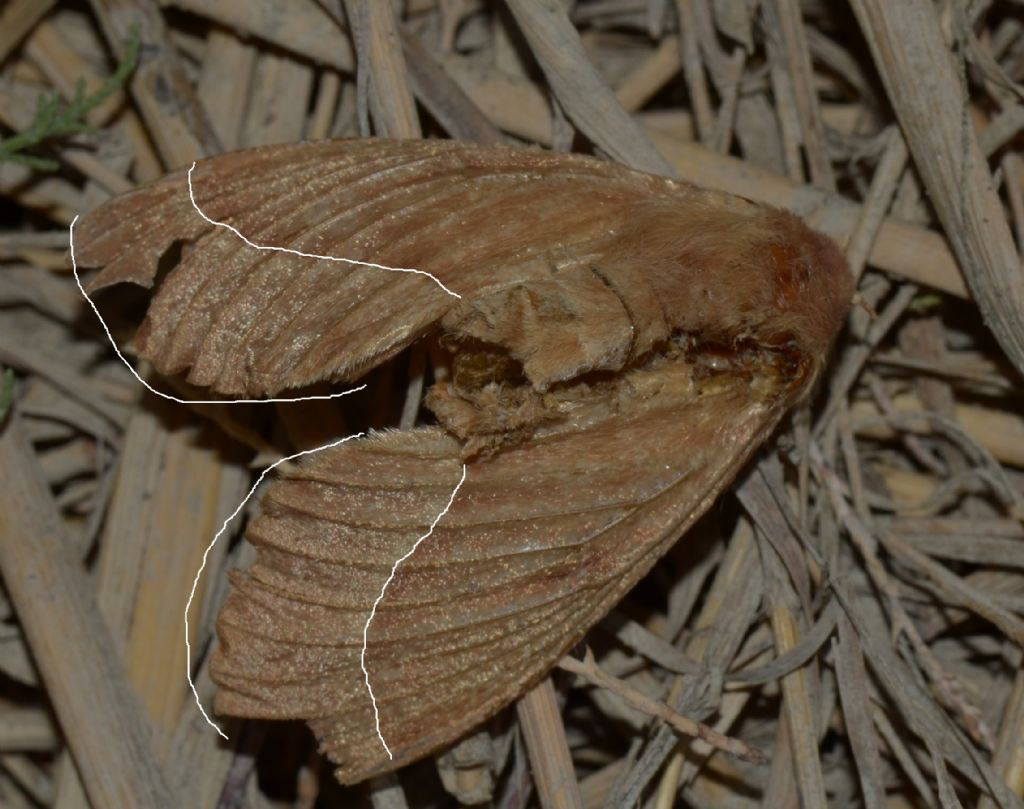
{"left": 185, "top": 432, "right": 367, "bottom": 739}
{"left": 362, "top": 463, "right": 467, "bottom": 758}
{"left": 187, "top": 162, "right": 463, "bottom": 299}
{"left": 69, "top": 216, "right": 368, "bottom": 404}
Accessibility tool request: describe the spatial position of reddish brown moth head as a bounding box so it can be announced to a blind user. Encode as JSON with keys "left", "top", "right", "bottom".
{"left": 73, "top": 138, "right": 852, "bottom": 783}
{"left": 596, "top": 197, "right": 850, "bottom": 381}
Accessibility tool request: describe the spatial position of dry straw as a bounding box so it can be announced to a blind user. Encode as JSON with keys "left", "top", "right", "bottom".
{"left": 1, "top": 1, "right": 1023, "bottom": 808}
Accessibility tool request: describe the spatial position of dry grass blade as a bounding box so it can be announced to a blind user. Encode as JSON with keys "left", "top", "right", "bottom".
{"left": 648, "top": 522, "right": 764, "bottom": 807}
{"left": 0, "top": 0, "right": 56, "bottom": 63}
{"left": 758, "top": 532, "right": 828, "bottom": 809}
{"left": 4, "top": 1, "right": 1024, "bottom": 806}
{"left": 89, "top": 0, "right": 219, "bottom": 163}
{"left": 516, "top": 678, "right": 584, "bottom": 809}
{"left": 504, "top": 0, "right": 674, "bottom": 175}
{"left": 764, "top": 0, "right": 836, "bottom": 190}
{"left": 343, "top": 0, "right": 420, "bottom": 139}
{"left": 673, "top": 0, "right": 713, "bottom": 143}
{"left": 833, "top": 615, "right": 886, "bottom": 809}
{"left": 558, "top": 650, "right": 766, "bottom": 765}
{"left": 0, "top": 418, "right": 173, "bottom": 808}
{"left": 849, "top": 0, "right": 1024, "bottom": 377}
{"left": 979, "top": 668, "right": 1024, "bottom": 809}
{"left": 400, "top": 28, "right": 505, "bottom": 144}
{"left": 166, "top": 0, "right": 354, "bottom": 71}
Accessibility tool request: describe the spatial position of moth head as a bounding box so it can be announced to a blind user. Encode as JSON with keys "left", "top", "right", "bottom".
{"left": 759, "top": 211, "right": 855, "bottom": 362}
{"left": 616, "top": 195, "right": 854, "bottom": 390}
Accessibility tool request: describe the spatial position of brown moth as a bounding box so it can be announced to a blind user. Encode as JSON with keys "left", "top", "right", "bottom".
{"left": 73, "top": 138, "right": 853, "bottom": 783}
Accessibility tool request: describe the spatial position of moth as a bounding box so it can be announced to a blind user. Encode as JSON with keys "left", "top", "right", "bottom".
{"left": 73, "top": 138, "right": 853, "bottom": 783}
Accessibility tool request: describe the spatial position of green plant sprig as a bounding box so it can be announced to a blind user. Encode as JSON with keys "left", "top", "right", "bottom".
{"left": 0, "top": 28, "right": 140, "bottom": 172}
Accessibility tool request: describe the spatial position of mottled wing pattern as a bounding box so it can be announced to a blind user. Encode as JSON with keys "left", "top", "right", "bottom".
{"left": 211, "top": 368, "right": 790, "bottom": 783}
{"left": 73, "top": 138, "right": 675, "bottom": 395}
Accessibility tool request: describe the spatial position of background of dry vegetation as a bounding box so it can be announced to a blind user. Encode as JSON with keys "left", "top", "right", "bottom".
{"left": 1, "top": 0, "right": 1024, "bottom": 807}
